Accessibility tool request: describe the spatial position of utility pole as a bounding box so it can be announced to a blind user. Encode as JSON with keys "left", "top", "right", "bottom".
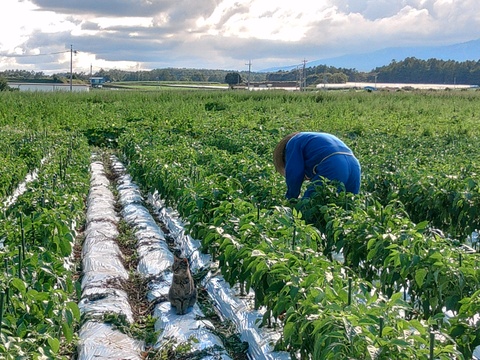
{"left": 245, "top": 60, "right": 252, "bottom": 90}
{"left": 70, "top": 45, "right": 73, "bottom": 92}
{"left": 301, "top": 59, "right": 307, "bottom": 91}
{"left": 296, "top": 65, "right": 301, "bottom": 90}
{"left": 69, "top": 45, "right": 78, "bottom": 92}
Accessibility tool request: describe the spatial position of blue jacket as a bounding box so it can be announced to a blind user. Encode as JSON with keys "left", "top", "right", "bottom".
{"left": 284, "top": 132, "right": 359, "bottom": 198}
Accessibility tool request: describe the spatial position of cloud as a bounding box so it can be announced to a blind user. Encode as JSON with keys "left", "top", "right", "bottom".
{"left": 29, "top": 0, "right": 169, "bottom": 17}
{"left": 333, "top": 0, "right": 408, "bottom": 20}
{"left": 2, "top": 0, "right": 480, "bottom": 74}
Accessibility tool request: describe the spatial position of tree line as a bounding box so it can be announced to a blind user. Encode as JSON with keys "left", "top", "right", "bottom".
{"left": 264, "top": 58, "right": 480, "bottom": 86}
{"left": 2, "top": 57, "right": 480, "bottom": 86}
{"left": 373, "top": 57, "right": 480, "bottom": 85}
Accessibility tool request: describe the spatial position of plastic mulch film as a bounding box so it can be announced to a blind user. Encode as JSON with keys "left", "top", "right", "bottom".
{"left": 147, "top": 195, "right": 291, "bottom": 360}
{"left": 111, "top": 157, "right": 232, "bottom": 360}
{"left": 203, "top": 277, "right": 288, "bottom": 360}
{"left": 77, "top": 159, "right": 144, "bottom": 360}
{"left": 78, "top": 320, "right": 144, "bottom": 360}
{"left": 2, "top": 169, "right": 39, "bottom": 210}
{"left": 474, "top": 346, "right": 480, "bottom": 360}
{"left": 1, "top": 155, "right": 49, "bottom": 211}
{"left": 154, "top": 302, "right": 231, "bottom": 360}
{"left": 122, "top": 202, "right": 174, "bottom": 276}
{"left": 1, "top": 156, "right": 49, "bottom": 249}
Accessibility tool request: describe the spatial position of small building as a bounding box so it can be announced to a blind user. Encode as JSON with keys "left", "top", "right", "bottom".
{"left": 90, "top": 77, "right": 105, "bottom": 88}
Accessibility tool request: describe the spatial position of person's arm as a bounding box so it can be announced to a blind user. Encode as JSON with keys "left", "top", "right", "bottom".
{"left": 284, "top": 139, "right": 305, "bottom": 199}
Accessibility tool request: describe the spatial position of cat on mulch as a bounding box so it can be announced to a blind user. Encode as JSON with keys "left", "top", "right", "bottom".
{"left": 168, "top": 255, "right": 197, "bottom": 315}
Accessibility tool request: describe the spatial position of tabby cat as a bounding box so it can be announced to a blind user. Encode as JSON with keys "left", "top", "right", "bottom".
{"left": 168, "top": 256, "right": 197, "bottom": 315}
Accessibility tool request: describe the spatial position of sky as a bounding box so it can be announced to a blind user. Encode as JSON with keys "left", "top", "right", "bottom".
{"left": 1, "top": 0, "right": 480, "bottom": 75}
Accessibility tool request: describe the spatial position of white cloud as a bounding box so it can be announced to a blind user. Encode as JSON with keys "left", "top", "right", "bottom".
{"left": 1, "top": 0, "right": 480, "bottom": 74}
{"left": 94, "top": 17, "right": 153, "bottom": 30}
{"left": 1, "top": 1, "right": 42, "bottom": 50}
{"left": 199, "top": 0, "right": 335, "bottom": 41}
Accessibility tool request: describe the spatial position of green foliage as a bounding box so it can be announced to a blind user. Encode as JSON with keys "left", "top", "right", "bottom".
{"left": 224, "top": 72, "right": 242, "bottom": 87}
{"left": 83, "top": 124, "right": 126, "bottom": 147}
{"left": 0, "top": 77, "right": 10, "bottom": 91}
{"left": 0, "top": 134, "right": 89, "bottom": 358}
{"left": 0, "top": 130, "right": 52, "bottom": 198}
{"left": 375, "top": 57, "right": 480, "bottom": 85}
{"left": 1, "top": 90, "right": 480, "bottom": 359}
{"left": 112, "top": 90, "right": 479, "bottom": 359}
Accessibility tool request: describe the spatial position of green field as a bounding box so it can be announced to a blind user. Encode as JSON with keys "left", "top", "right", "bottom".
{"left": 0, "top": 89, "right": 479, "bottom": 359}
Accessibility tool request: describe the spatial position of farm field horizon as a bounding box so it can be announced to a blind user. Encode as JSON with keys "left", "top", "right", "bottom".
{"left": 0, "top": 89, "right": 479, "bottom": 359}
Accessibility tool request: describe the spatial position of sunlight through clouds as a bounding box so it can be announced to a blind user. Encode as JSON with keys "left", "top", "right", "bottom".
{"left": 1, "top": 0, "right": 480, "bottom": 73}
{"left": 1, "top": 0, "right": 73, "bottom": 50}
{"left": 199, "top": 0, "right": 334, "bottom": 41}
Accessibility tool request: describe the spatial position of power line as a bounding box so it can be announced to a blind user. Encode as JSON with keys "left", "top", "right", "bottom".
{"left": 0, "top": 50, "right": 71, "bottom": 58}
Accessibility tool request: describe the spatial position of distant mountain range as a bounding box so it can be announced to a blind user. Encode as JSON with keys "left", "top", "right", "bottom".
{"left": 260, "top": 38, "right": 480, "bottom": 73}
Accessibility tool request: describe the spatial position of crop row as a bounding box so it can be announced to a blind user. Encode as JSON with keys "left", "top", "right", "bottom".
{"left": 1, "top": 90, "right": 480, "bottom": 359}
{"left": 0, "top": 130, "right": 53, "bottom": 199}
{"left": 118, "top": 127, "right": 479, "bottom": 359}
{"left": 358, "top": 132, "right": 480, "bottom": 240}
{"left": 0, "top": 134, "right": 89, "bottom": 358}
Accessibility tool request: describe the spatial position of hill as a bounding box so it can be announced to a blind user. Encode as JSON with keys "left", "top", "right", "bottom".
{"left": 260, "top": 38, "right": 480, "bottom": 73}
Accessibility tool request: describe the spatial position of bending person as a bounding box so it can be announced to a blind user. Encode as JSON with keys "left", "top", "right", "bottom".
{"left": 273, "top": 132, "right": 361, "bottom": 199}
